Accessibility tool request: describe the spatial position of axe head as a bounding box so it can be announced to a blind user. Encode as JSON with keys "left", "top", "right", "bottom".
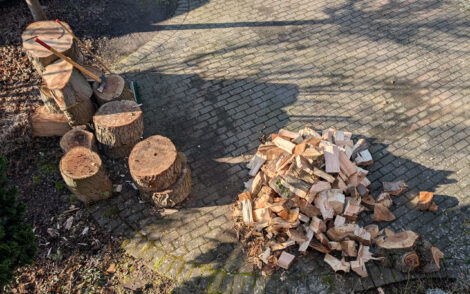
{"left": 96, "top": 75, "right": 107, "bottom": 93}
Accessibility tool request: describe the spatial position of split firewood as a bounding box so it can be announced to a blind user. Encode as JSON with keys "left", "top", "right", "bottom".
{"left": 270, "top": 217, "right": 299, "bottom": 230}
{"left": 288, "top": 228, "right": 308, "bottom": 244}
{"left": 361, "top": 194, "right": 375, "bottom": 209}
{"left": 282, "top": 175, "right": 311, "bottom": 198}
{"left": 322, "top": 128, "right": 335, "bottom": 142}
{"left": 93, "top": 74, "right": 134, "bottom": 105}
{"left": 351, "top": 258, "right": 368, "bottom": 277}
{"left": 343, "top": 197, "right": 363, "bottom": 220}
{"left": 260, "top": 248, "right": 271, "bottom": 264}
{"left": 60, "top": 146, "right": 112, "bottom": 203}
{"left": 353, "top": 226, "right": 372, "bottom": 245}
{"left": 324, "top": 144, "right": 340, "bottom": 173}
{"left": 269, "top": 176, "right": 293, "bottom": 199}
{"left": 372, "top": 203, "right": 396, "bottom": 222}
{"left": 277, "top": 251, "right": 295, "bottom": 269}
{"left": 339, "top": 150, "right": 357, "bottom": 177}
{"left": 247, "top": 155, "right": 266, "bottom": 177}
{"left": 334, "top": 215, "right": 346, "bottom": 227}
{"left": 22, "top": 20, "right": 83, "bottom": 74}
{"left": 298, "top": 213, "right": 310, "bottom": 223}
{"left": 420, "top": 246, "right": 444, "bottom": 273}
{"left": 273, "top": 136, "right": 296, "bottom": 154}
{"left": 253, "top": 208, "right": 272, "bottom": 223}
{"left": 383, "top": 180, "right": 408, "bottom": 195}
{"left": 351, "top": 138, "right": 369, "bottom": 159}
{"left": 376, "top": 192, "right": 393, "bottom": 208}
{"left": 301, "top": 146, "right": 324, "bottom": 166}
{"left": 417, "top": 191, "right": 437, "bottom": 211}
{"left": 309, "top": 216, "right": 326, "bottom": 233}
{"left": 60, "top": 127, "right": 97, "bottom": 153}
{"left": 30, "top": 106, "right": 71, "bottom": 137}
{"left": 364, "top": 224, "right": 379, "bottom": 240}
{"left": 241, "top": 199, "right": 254, "bottom": 225}
{"left": 327, "top": 189, "right": 345, "bottom": 214}
{"left": 278, "top": 129, "right": 303, "bottom": 144}
{"left": 254, "top": 186, "right": 275, "bottom": 208}
{"left": 315, "top": 232, "right": 330, "bottom": 248}
{"left": 307, "top": 181, "right": 331, "bottom": 203}
{"left": 328, "top": 241, "right": 342, "bottom": 251}
{"left": 299, "top": 199, "right": 321, "bottom": 218}
{"left": 327, "top": 224, "right": 356, "bottom": 241}
{"left": 271, "top": 240, "right": 296, "bottom": 251}
{"left": 333, "top": 176, "right": 348, "bottom": 193}
{"left": 314, "top": 191, "right": 335, "bottom": 220}
{"left": 299, "top": 126, "right": 321, "bottom": 138}
{"left": 355, "top": 150, "right": 373, "bottom": 166}
{"left": 94, "top": 100, "right": 144, "bottom": 158}
{"left": 309, "top": 239, "right": 331, "bottom": 253}
{"left": 324, "top": 254, "right": 350, "bottom": 273}
{"left": 357, "top": 245, "right": 379, "bottom": 262}
{"left": 341, "top": 240, "right": 357, "bottom": 257}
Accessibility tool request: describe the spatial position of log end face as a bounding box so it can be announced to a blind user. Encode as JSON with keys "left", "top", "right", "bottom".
{"left": 93, "top": 100, "right": 142, "bottom": 128}
{"left": 22, "top": 20, "right": 74, "bottom": 58}
{"left": 60, "top": 146, "right": 102, "bottom": 179}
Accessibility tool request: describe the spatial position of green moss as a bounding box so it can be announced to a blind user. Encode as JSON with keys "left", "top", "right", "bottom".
{"left": 104, "top": 205, "right": 120, "bottom": 218}
{"left": 322, "top": 274, "right": 335, "bottom": 292}
{"left": 39, "top": 163, "right": 56, "bottom": 175}
{"left": 32, "top": 175, "right": 41, "bottom": 185}
{"left": 55, "top": 181, "right": 65, "bottom": 191}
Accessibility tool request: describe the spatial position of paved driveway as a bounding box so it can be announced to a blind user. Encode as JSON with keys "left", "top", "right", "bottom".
{"left": 91, "top": 0, "right": 470, "bottom": 292}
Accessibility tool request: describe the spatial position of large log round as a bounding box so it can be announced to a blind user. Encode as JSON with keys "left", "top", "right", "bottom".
{"left": 149, "top": 153, "right": 191, "bottom": 207}
{"left": 22, "top": 20, "right": 83, "bottom": 74}
{"left": 59, "top": 146, "right": 112, "bottom": 203}
{"left": 129, "top": 135, "right": 182, "bottom": 199}
{"left": 93, "top": 74, "right": 134, "bottom": 105}
{"left": 43, "top": 60, "right": 95, "bottom": 126}
{"left": 60, "top": 127, "right": 97, "bottom": 153}
{"left": 93, "top": 100, "right": 143, "bottom": 158}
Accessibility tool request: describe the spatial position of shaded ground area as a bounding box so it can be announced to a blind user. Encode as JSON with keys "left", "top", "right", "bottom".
{"left": 95, "top": 0, "right": 470, "bottom": 292}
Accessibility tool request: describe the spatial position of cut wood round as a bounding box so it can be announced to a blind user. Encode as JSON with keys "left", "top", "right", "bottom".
{"left": 150, "top": 157, "right": 192, "bottom": 208}
{"left": 30, "top": 105, "right": 71, "bottom": 137}
{"left": 43, "top": 60, "right": 95, "bottom": 126}
{"left": 60, "top": 127, "right": 97, "bottom": 153}
{"left": 376, "top": 230, "right": 419, "bottom": 250}
{"left": 39, "top": 85, "right": 61, "bottom": 113}
{"left": 93, "top": 100, "right": 143, "bottom": 158}
{"left": 92, "top": 74, "right": 134, "bottom": 105}
{"left": 59, "top": 146, "right": 112, "bottom": 203}
{"left": 22, "top": 20, "right": 83, "bottom": 74}
{"left": 129, "top": 135, "right": 182, "bottom": 197}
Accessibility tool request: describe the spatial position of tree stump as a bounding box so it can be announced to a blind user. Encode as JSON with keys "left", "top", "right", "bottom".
{"left": 128, "top": 135, "right": 183, "bottom": 202}
{"left": 92, "top": 74, "right": 134, "bottom": 105}
{"left": 43, "top": 60, "right": 95, "bottom": 126}
{"left": 93, "top": 100, "right": 143, "bottom": 158}
{"left": 60, "top": 126, "right": 97, "bottom": 153}
{"left": 60, "top": 146, "right": 112, "bottom": 203}
{"left": 151, "top": 153, "right": 192, "bottom": 207}
{"left": 22, "top": 20, "right": 83, "bottom": 74}
{"left": 30, "top": 106, "right": 71, "bottom": 137}
{"left": 39, "top": 85, "right": 61, "bottom": 113}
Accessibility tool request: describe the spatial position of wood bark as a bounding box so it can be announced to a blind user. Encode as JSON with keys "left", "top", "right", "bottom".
{"left": 39, "top": 85, "right": 61, "bottom": 113}
{"left": 30, "top": 105, "right": 71, "bottom": 137}
{"left": 43, "top": 60, "right": 95, "bottom": 126}
{"left": 129, "top": 135, "right": 182, "bottom": 196}
{"left": 60, "top": 127, "right": 97, "bottom": 153}
{"left": 59, "top": 146, "right": 112, "bottom": 203}
{"left": 93, "top": 100, "right": 143, "bottom": 158}
{"left": 22, "top": 20, "right": 83, "bottom": 74}
{"left": 25, "top": 0, "right": 47, "bottom": 21}
{"left": 149, "top": 156, "right": 192, "bottom": 208}
{"left": 93, "top": 74, "right": 134, "bottom": 105}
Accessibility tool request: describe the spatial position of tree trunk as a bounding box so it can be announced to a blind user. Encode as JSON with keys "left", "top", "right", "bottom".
{"left": 93, "top": 100, "right": 143, "bottom": 158}
{"left": 60, "top": 126, "right": 97, "bottom": 153}
{"left": 30, "top": 105, "right": 71, "bottom": 137}
{"left": 60, "top": 146, "right": 112, "bottom": 203}
{"left": 25, "top": 0, "right": 47, "bottom": 21}
{"left": 93, "top": 74, "right": 134, "bottom": 105}
{"left": 150, "top": 153, "right": 192, "bottom": 207}
{"left": 43, "top": 60, "right": 95, "bottom": 126}
{"left": 129, "top": 135, "right": 182, "bottom": 200}
{"left": 22, "top": 20, "right": 83, "bottom": 74}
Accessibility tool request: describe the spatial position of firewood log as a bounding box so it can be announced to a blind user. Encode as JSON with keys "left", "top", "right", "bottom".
{"left": 39, "top": 85, "right": 61, "bottom": 113}
{"left": 92, "top": 74, "right": 134, "bottom": 105}
{"left": 22, "top": 20, "right": 83, "bottom": 74}
{"left": 94, "top": 100, "right": 144, "bottom": 158}
{"left": 43, "top": 60, "right": 95, "bottom": 126}
{"left": 60, "top": 127, "right": 97, "bottom": 153}
{"left": 59, "top": 146, "right": 112, "bottom": 203}
{"left": 30, "top": 106, "right": 71, "bottom": 137}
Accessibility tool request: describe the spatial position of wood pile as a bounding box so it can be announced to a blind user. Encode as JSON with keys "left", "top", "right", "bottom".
{"left": 22, "top": 21, "right": 192, "bottom": 206}
{"left": 233, "top": 126, "right": 443, "bottom": 277}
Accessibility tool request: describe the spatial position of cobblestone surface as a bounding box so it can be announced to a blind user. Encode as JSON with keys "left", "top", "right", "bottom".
{"left": 90, "top": 0, "right": 470, "bottom": 292}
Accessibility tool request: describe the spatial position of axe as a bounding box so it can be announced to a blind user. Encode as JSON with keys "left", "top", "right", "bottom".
{"left": 34, "top": 37, "right": 107, "bottom": 92}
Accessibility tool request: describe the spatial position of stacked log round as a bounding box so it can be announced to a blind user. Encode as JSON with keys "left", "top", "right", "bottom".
{"left": 93, "top": 100, "right": 144, "bottom": 158}
{"left": 43, "top": 60, "right": 95, "bottom": 126}
{"left": 129, "top": 135, "right": 192, "bottom": 207}
{"left": 22, "top": 20, "right": 83, "bottom": 74}
{"left": 60, "top": 126, "right": 97, "bottom": 153}
{"left": 93, "top": 74, "right": 134, "bottom": 106}
{"left": 59, "top": 146, "right": 112, "bottom": 203}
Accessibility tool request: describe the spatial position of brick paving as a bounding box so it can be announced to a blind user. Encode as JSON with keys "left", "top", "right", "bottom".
{"left": 90, "top": 0, "right": 470, "bottom": 292}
